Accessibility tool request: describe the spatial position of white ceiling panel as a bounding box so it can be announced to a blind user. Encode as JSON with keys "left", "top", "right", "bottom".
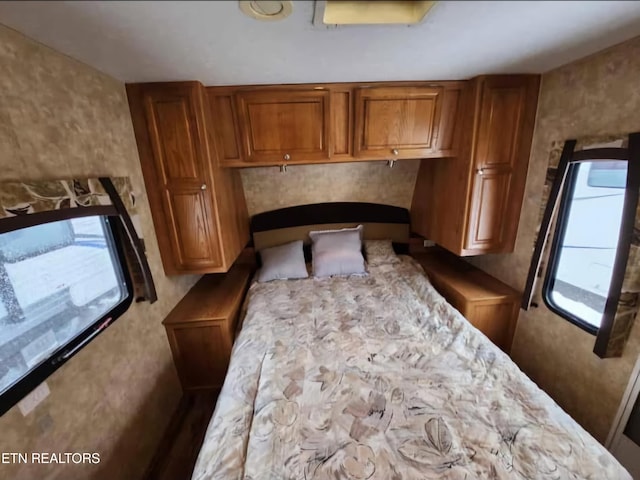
{"left": 0, "top": 1, "right": 639, "bottom": 85}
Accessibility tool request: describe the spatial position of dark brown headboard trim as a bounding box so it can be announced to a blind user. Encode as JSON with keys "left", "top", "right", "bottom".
{"left": 251, "top": 202, "right": 410, "bottom": 233}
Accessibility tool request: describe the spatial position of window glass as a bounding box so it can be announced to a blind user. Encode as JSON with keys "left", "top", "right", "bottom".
{"left": 0, "top": 216, "right": 128, "bottom": 396}
{"left": 546, "top": 160, "right": 627, "bottom": 330}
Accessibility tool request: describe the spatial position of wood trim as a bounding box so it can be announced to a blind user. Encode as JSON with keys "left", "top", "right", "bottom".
{"left": 209, "top": 80, "right": 465, "bottom": 92}
{"left": 217, "top": 156, "right": 387, "bottom": 168}
{"left": 193, "top": 83, "right": 227, "bottom": 269}
{"left": 330, "top": 88, "right": 353, "bottom": 159}
{"left": 458, "top": 78, "right": 483, "bottom": 253}
{"left": 201, "top": 85, "right": 250, "bottom": 270}
{"left": 206, "top": 86, "right": 243, "bottom": 166}
{"left": 126, "top": 83, "right": 182, "bottom": 275}
{"left": 435, "top": 83, "right": 464, "bottom": 154}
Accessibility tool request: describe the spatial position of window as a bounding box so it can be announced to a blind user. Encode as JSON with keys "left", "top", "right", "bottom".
{"left": 0, "top": 215, "right": 132, "bottom": 414}
{"left": 543, "top": 160, "right": 627, "bottom": 333}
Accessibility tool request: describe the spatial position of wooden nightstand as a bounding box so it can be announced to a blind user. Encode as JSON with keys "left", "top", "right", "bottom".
{"left": 412, "top": 251, "right": 520, "bottom": 353}
{"left": 163, "top": 264, "right": 252, "bottom": 392}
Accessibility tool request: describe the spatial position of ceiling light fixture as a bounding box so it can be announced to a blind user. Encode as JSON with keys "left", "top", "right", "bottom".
{"left": 316, "top": 0, "right": 437, "bottom": 26}
{"left": 239, "top": 1, "right": 293, "bottom": 21}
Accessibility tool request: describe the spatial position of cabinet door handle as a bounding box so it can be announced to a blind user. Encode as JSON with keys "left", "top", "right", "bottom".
{"left": 283, "top": 153, "right": 291, "bottom": 161}
{"left": 392, "top": 149, "right": 399, "bottom": 156}
{"left": 200, "top": 184, "right": 207, "bottom": 190}
{"left": 477, "top": 168, "right": 484, "bottom": 176}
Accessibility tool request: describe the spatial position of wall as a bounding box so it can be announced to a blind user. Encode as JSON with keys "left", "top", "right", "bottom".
{"left": 241, "top": 160, "right": 420, "bottom": 216}
{"left": 471, "top": 36, "right": 640, "bottom": 442}
{"left": 0, "top": 25, "right": 198, "bottom": 479}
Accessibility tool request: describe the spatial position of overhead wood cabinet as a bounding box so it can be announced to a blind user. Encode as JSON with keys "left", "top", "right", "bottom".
{"left": 208, "top": 82, "right": 463, "bottom": 166}
{"left": 411, "top": 75, "right": 540, "bottom": 255}
{"left": 127, "top": 81, "right": 249, "bottom": 274}
{"left": 234, "top": 88, "right": 331, "bottom": 166}
{"left": 354, "top": 83, "right": 463, "bottom": 160}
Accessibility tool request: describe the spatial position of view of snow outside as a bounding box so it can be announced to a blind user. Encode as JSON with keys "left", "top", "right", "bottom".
{"left": 551, "top": 161, "right": 626, "bottom": 329}
{"left": 0, "top": 216, "right": 125, "bottom": 395}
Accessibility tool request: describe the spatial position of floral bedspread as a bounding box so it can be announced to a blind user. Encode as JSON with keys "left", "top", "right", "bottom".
{"left": 192, "top": 257, "right": 629, "bottom": 480}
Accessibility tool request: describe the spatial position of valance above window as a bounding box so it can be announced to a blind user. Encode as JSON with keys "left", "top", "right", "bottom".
{"left": 0, "top": 176, "right": 156, "bottom": 303}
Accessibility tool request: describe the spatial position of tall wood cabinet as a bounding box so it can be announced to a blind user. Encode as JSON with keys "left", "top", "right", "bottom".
{"left": 127, "top": 81, "right": 249, "bottom": 274}
{"left": 411, "top": 75, "right": 539, "bottom": 256}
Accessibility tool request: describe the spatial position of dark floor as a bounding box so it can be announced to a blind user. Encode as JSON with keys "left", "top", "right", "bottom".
{"left": 143, "top": 391, "right": 218, "bottom": 480}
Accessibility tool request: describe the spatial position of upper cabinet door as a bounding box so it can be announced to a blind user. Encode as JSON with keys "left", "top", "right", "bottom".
{"left": 142, "top": 83, "right": 223, "bottom": 271}
{"left": 465, "top": 76, "right": 539, "bottom": 252}
{"left": 354, "top": 86, "right": 444, "bottom": 159}
{"left": 236, "top": 89, "right": 331, "bottom": 165}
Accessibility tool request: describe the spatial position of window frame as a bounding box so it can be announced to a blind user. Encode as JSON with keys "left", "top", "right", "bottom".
{"left": 0, "top": 211, "right": 133, "bottom": 416}
{"left": 542, "top": 161, "right": 606, "bottom": 335}
{"left": 522, "top": 133, "right": 640, "bottom": 357}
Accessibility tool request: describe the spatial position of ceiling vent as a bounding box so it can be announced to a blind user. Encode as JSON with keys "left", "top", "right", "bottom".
{"left": 314, "top": 1, "right": 437, "bottom": 27}
{"left": 239, "top": 1, "right": 293, "bottom": 21}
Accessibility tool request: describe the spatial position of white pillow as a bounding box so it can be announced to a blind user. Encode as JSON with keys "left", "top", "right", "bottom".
{"left": 309, "top": 225, "right": 366, "bottom": 277}
{"left": 257, "top": 240, "right": 308, "bottom": 282}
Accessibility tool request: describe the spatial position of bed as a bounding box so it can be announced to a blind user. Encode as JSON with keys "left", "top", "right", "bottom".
{"left": 192, "top": 203, "right": 630, "bottom": 479}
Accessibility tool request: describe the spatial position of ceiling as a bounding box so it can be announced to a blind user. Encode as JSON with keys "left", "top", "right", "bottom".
{"left": 0, "top": 1, "right": 639, "bottom": 85}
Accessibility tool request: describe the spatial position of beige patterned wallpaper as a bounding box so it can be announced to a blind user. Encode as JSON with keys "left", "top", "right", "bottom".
{"left": 0, "top": 25, "right": 198, "bottom": 479}
{"left": 470, "top": 36, "right": 640, "bottom": 442}
{"left": 241, "top": 160, "right": 420, "bottom": 216}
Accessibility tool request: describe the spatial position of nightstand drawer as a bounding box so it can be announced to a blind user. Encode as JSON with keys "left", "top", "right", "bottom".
{"left": 167, "top": 321, "right": 231, "bottom": 390}
{"left": 163, "top": 264, "right": 252, "bottom": 392}
{"left": 465, "top": 300, "right": 519, "bottom": 352}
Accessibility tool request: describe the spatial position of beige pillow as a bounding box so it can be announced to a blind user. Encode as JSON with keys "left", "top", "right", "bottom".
{"left": 364, "top": 239, "right": 401, "bottom": 266}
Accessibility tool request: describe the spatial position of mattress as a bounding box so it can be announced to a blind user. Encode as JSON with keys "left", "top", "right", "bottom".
{"left": 192, "top": 257, "right": 629, "bottom": 479}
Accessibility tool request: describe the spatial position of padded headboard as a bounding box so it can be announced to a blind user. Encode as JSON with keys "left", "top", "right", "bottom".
{"left": 250, "top": 202, "right": 410, "bottom": 254}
